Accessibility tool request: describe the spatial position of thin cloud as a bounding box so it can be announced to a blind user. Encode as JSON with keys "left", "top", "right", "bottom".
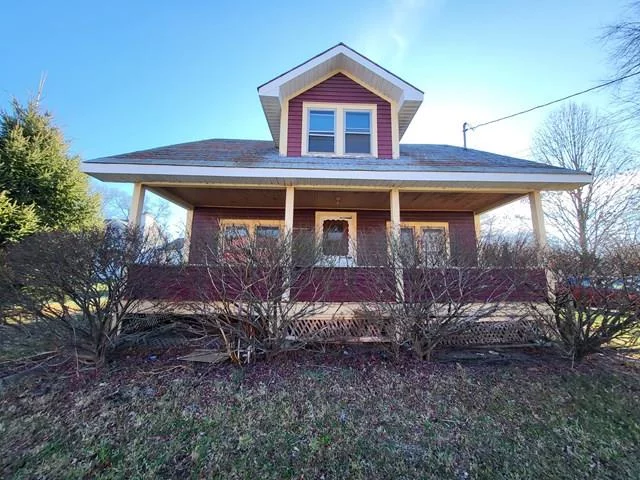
{"left": 356, "top": 0, "right": 439, "bottom": 69}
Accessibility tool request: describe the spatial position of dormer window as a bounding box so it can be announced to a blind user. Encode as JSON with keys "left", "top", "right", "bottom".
{"left": 308, "top": 110, "right": 335, "bottom": 153}
{"left": 345, "top": 111, "right": 371, "bottom": 154}
{"left": 302, "top": 103, "right": 377, "bottom": 157}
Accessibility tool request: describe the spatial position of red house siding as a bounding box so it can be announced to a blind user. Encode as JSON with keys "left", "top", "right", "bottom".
{"left": 189, "top": 207, "right": 477, "bottom": 264}
{"left": 130, "top": 207, "right": 545, "bottom": 304}
{"left": 287, "top": 73, "right": 393, "bottom": 158}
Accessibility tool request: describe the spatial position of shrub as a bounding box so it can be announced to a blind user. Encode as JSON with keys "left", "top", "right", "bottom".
{"left": 0, "top": 226, "right": 179, "bottom": 367}
{"left": 190, "top": 229, "right": 336, "bottom": 364}
{"left": 357, "top": 232, "right": 532, "bottom": 361}
{"left": 529, "top": 244, "right": 640, "bottom": 362}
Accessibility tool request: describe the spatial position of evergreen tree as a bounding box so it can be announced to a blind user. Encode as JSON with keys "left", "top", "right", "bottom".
{"left": 0, "top": 190, "right": 39, "bottom": 244}
{"left": 0, "top": 98, "right": 101, "bottom": 243}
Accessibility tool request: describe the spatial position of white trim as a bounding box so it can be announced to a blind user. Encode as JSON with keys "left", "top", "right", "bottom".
{"left": 302, "top": 102, "right": 378, "bottom": 157}
{"left": 315, "top": 211, "right": 357, "bottom": 266}
{"left": 83, "top": 162, "right": 593, "bottom": 190}
{"left": 258, "top": 44, "right": 423, "bottom": 101}
{"left": 279, "top": 99, "right": 289, "bottom": 155}
{"left": 391, "top": 100, "right": 400, "bottom": 158}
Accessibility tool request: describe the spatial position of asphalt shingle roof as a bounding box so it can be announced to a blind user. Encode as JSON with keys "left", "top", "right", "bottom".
{"left": 85, "top": 139, "right": 586, "bottom": 176}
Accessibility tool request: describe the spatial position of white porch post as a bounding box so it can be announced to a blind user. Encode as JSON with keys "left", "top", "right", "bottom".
{"left": 285, "top": 186, "right": 295, "bottom": 237}
{"left": 390, "top": 188, "right": 404, "bottom": 302}
{"left": 474, "top": 213, "right": 482, "bottom": 242}
{"left": 283, "top": 186, "right": 295, "bottom": 303}
{"left": 183, "top": 207, "right": 194, "bottom": 262}
{"left": 528, "top": 191, "right": 547, "bottom": 249}
{"left": 128, "top": 183, "right": 146, "bottom": 230}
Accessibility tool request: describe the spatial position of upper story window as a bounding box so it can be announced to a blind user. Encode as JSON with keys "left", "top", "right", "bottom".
{"left": 345, "top": 111, "right": 371, "bottom": 154}
{"left": 303, "top": 103, "right": 377, "bottom": 157}
{"left": 308, "top": 110, "right": 335, "bottom": 153}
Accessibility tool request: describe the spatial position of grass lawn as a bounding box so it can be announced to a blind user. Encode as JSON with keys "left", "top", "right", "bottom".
{"left": 1, "top": 347, "right": 639, "bottom": 479}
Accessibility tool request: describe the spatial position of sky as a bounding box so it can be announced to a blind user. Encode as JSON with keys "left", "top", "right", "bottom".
{"left": 1, "top": 0, "right": 634, "bottom": 235}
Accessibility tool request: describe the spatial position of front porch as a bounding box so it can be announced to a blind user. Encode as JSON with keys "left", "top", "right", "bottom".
{"left": 129, "top": 183, "right": 549, "bottom": 268}
{"left": 126, "top": 183, "right": 549, "bottom": 346}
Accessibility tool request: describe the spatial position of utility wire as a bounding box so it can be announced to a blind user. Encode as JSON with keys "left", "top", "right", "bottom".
{"left": 467, "top": 70, "right": 640, "bottom": 132}
{"left": 506, "top": 110, "right": 639, "bottom": 159}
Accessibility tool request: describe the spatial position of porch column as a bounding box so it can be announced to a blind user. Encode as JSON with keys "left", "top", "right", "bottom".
{"left": 183, "top": 207, "right": 194, "bottom": 262}
{"left": 284, "top": 186, "right": 295, "bottom": 237}
{"left": 528, "top": 191, "right": 547, "bottom": 249}
{"left": 283, "top": 186, "right": 295, "bottom": 303}
{"left": 128, "top": 183, "right": 146, "bottom": 230}
{"left": 474, "top": 213, "right": 481, "bottom": 242}
{"left": 390, "top": 188, "right": 404, "bottom": 302}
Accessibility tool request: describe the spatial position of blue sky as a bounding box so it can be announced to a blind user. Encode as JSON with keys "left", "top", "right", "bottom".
{"left": 1, "top": 0, "right": 632, "bottom": 231}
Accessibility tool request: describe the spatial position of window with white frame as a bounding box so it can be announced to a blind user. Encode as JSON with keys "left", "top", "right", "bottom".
{"left": 220, "top": 219, "right": 284, "bottom": 253}
{"left": 308, "top": 110, "right": 336, "bottom": 153}
{"left": 388, "top": 222, "right": 449, "bottom": 267}
{"left": 303, "top": 103, "right": 376, "bottom": 157}
{"left": 344, "top": 111, "right": 371, "bottom": 154}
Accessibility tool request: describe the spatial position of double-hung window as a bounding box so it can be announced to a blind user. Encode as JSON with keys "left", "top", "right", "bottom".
{"left": 344, "top": 111, "right": 371, "bottom": 154}
{"left": 308, "top": 110, "right": 335, "bottom": 153}
{"left": 304, "top": 103, "right": 376, "bottom": 156}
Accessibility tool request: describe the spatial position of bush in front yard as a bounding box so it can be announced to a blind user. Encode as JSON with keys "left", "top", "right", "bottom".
{"left": 0, "top": 226, "right": 180, "bottom": 367}
{"left": 529, "top": 243, "right": 640, "bottom": 362}
{"left": 357, "top": 233, "right": 536, "bottom": 361}
{"left": 190, "top": 229, "right": 337, "bottom": 364}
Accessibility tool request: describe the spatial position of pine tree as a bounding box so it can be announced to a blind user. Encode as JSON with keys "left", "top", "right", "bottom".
{"left": 0, "top": 190, "right": 39, "bottom": 244}
{"left": 0, "top": 98, "right": 101, "bottom": 243}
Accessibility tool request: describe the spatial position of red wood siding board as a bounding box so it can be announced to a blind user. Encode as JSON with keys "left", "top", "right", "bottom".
{"left": 129, "top": 265, "right": 545, "bottom": 303}
{"left": 287, "top": 73, "right": 393, "bottom": 158}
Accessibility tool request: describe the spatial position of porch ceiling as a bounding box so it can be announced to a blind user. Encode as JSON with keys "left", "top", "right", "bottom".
{"left": 152, "top": 186, "right": 524, "bottom": 213}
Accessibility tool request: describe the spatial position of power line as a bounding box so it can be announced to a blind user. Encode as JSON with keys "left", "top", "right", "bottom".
{"left": 466, "top": 70, "right": 640, "bottom": 132}
{"left": 505, "top": 110, "right": 639, "bottom": 159}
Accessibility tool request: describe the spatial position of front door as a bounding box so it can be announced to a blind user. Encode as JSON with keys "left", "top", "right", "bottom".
{"left": 315, "top": 211, "right": 357, "bottom": 267}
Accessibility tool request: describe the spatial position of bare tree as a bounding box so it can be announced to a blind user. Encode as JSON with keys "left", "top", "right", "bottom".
{"left": 532, "top": 103, "right": 638, "bottom": 256}
{"left": 0, "top": 226, "right": 179, "bottom": 367}
{"left": 189, "top": 229, "right": 337, "bottom": 364}
{"left": 603, "top": 1, "right": 640, "bottom": 121}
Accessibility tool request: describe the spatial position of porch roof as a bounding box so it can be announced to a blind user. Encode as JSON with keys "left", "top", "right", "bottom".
{"left": 82, "top": 139, "right": 592, "bottom": 190}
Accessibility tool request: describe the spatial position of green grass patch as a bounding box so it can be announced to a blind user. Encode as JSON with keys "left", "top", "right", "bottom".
{"left": 1, "top": 357, "right": 639, "bottom": 479}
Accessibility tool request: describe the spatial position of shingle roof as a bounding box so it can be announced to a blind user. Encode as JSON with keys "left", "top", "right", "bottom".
{"left": 85, "top": 138, "right": 587, "bottom": 176}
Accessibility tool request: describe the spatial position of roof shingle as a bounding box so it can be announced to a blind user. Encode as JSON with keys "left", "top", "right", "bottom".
{"left": 85, "top": 138, "right": 587, "bottom": 176}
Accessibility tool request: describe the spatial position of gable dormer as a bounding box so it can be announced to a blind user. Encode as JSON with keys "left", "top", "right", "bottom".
{"left": 257, "top": 43, "right": 423, "bottom": 160}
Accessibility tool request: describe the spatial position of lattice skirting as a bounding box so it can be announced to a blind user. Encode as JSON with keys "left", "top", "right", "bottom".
{"left": 288, "top": 316, "right": 543, "bottom": 346}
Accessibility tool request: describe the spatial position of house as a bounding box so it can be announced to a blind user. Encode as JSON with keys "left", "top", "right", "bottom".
{"left": 82, "top": 44, "right": 591, "bottom": 339}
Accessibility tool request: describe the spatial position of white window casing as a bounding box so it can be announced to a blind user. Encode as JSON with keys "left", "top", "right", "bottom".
{"left": 302, "top": 102, "right": 377, "bottom": 158}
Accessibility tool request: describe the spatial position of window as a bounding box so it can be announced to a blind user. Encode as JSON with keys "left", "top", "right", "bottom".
{"left": 387, "top": 222, "right": 449, "bottom": 266}
{"left": 308, "top": 110, "right": 335, "bottom": 153}
{"left": 345, "top": 111, "right": 371, "bottom": 154}
{"left": 219, "top": 219, "right": 284, "bottom": 253}
{"left": 303, "top": 103, "right": 377, "bottom": 157}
